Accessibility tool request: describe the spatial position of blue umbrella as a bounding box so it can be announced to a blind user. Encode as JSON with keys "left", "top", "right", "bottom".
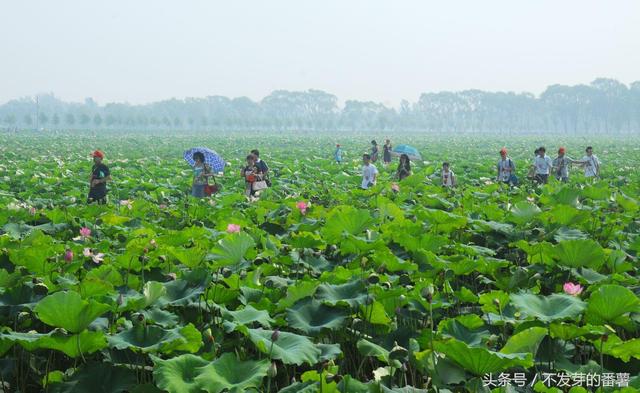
{"left": 392, "top": 144, "right": 421, "bottom": 160}
{"left": 184, "top": 147, "right": 226, "bottom": 173}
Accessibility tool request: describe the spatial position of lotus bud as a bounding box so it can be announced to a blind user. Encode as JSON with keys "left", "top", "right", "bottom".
{"left": 271, "top": 329, "right": 280, "bottom": 342}
{"left": 143, "top": 248, "right": 149, "bottom": 254}
{"left": 64, "top": 249, "right": 74, "bottom": 262}
{"left": 367, "top": 273, "right": 380, "bottom": 285}
{"left": 360, "top": 257, "right": 368, "bottom": 268}
{"left": 493, "top": 298, "right": 501, "bottom": 308}
{"left": 204, "top": 328, "right": 214, "bottom": 343}
{"left": 267, "top": 362, "right": 278, "bottom": 378}
{"left": 421, "top": 285, "right": 434, "bottom": 303}
{"left": 389, "top": 341, "right": 409, "bottom": 361}
{"left": 399, "top": 294, "right": 406, "bottom": 302}
{"left": 117, "top": 293, "right": 124, "bottom": 306}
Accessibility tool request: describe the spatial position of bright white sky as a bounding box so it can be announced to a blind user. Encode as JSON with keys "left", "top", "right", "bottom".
{"left": 1, "top": 0, "right": 639, "bottom": 106}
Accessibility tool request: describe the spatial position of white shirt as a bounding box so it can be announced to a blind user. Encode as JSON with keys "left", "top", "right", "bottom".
{"left": 581, "top": 154, "right": 600, "bottom": 177}
{"left": 497, "top": 158, "right": 515, "bottom": 181}
{"left": 361, "top": 164, "right": 378, "bottom": 189}
{"left": 441, "top": 169, "right": 455, "bottom": 187}
{"left": 534, "top": 155, "right": 553, "bottom": 175}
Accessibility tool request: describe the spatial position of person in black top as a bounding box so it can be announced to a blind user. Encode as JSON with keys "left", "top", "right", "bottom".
{"left": 88, "top": 150, "right": 111, "bottom": 204}
{"left": 370, "top": 140, "right": 379, "bottom": 162}
{"left": 383, "top": 139, "right": 392, "bottom": 166}
{"left": 250, "top": 149, "right": 270, "bottom": 186}
{"left": 396, "top": 154, "right": 411, "bottom": 180}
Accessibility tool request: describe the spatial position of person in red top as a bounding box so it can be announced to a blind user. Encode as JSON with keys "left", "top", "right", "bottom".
{"left": 88, "top": 150, "right": 111, "bottom": 204}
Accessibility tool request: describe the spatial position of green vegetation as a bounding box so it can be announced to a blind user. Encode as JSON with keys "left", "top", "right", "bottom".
{"left": 0, "top": 132, "right": 639, "bottom": 392}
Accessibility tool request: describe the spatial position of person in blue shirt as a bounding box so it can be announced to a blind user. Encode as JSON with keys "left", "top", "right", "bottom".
{"left": 334, "top": 144, "right": 343, "bottom": 164}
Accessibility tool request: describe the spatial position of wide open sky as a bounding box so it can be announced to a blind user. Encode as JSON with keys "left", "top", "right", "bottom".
{"left": 1, "top": 0, "right": 639, "bottom": 106}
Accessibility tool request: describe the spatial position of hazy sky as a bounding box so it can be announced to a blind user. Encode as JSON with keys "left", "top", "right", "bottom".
{"left": 1, "top": 0, "right": 639, "bottom": 106}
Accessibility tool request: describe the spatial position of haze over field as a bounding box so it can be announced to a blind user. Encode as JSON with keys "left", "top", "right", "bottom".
{"left": 1, "top": 0, "right": 639, "bottom": 107}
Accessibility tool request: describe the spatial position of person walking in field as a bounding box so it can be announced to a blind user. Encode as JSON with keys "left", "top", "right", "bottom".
{"left": 533, "top": 147, "right": 553, "bottom": 184}
{"left": 496, "top": 147, "right": 517, "bottom": 185}
{"left": 190, "top": 152, "right": 213, "bottom": 198}
{"left": 370, "top": 140, "right": 379, "bottom": 162}
{"left": 361, "top": 154, "right": 378, "bottom": 189}
{"left": 396, "top": 154, "right": 412, "bottom": 180}
{"left": 334, "top": 144, "right": 343, "bottom": 164}
{"left": 241, "top": 154, "right": 260, "bottom": 198}
{"left": 87, "top": 150, "right": 111, "bottom": 204}
{"left": 383, "top": 139, "right": 392, "bottom": 166}
{"left": 552, "top": 147, "right": 577, "bottom": 182}
{"left": 441, "top": 162, "right": 456, "bottom": 188}
{"left": 580, "top": 146, "right": 601, "bottom": 179}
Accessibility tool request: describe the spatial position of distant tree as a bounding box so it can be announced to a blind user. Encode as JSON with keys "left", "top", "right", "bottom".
{"left": 93, "top": 114, "right": 102, "bottom": 127}
{"left": 38, "top": 113, "right": 49, "bottom": 125}
{"left": 52, "top": 113, "right": 60, "bottom": 126}
{"left": 23, "top": 114, "right": 32, "bottom": 126}
{"left": 4, "top": 114, "right": 16, "bottom": 125}
{"left": 65, "top": 113, "right": 76, "bottom": 126}
{"left": 79, "top": 114, "right": 91, "bottom": 126}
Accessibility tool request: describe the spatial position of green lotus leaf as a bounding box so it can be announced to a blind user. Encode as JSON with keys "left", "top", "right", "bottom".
{"left": 194, "top": 352, "right": 269, "bottom": 393}
{"left": 585, "top": 284, "right": 640, "bottom": 326}
{"left": 152, "top": 354, "right": 210, "bottom": 393}
{"left": 356, "top": 338, "right": 401, "bottom": 368}
{"left": 0, "top": 329, "right": 107, "bottom": 357}
{"left": 168, "top": 246, "right": 208, "bottom": 268}
{"left": 287, "top": 298, "right": 350, "bottom": 335}
{"left": 222, "top": 304, "right": 275, "bottom": 331}
{"left": 417, "top": 208, "right": 467, "bottom": 233}
{"left": 244, "top": 328, "right": 321, "bottom": 365}
{"left": 318, "top": 343, "right": 342, "bottom": 361}
{"left": 140, "top": 308, "right": 179, "bottom": 328}
{"left": 552, "top": 239, "right": 605, "bottom": 269}
{"left": 508, "top": 201, "right": 541, "bottom": 225}
{"left": 510, "top": 293, "right": 586, "bottom": 323}
{"left": 434, "top": 339, "right": 532, "bottom": 376}
{"left": 315, "top": 280, "right": 368, "bottom": 308}
{"left": 439, "top": 319, "right": 490, "bottom": 347}
{"left": 547, "top": 205, "right": 589, "bottom": 226}
{"left": 100, "top": 213, "right": 132, "bottom": 225}
{"left": 35, "top": 291, "right": 111, "bottom": 333}
{"left": 595, "top": 335, "right": 640, "bottom": 362}
{"left": 321, "top": 205, "right": 374, "bottom": 243}
{"left": 108, "top": 323, "right": 202, "bottom": 354}
{"left": 549, "top": 323, "right": 605, "bottom": 340}
{"left": 500, "top": 327, "right": 547, "bottom": 355}
{"left": 49, "top": 362, "right": 136, "bottom": 393}
{"left": 159, "top": 278, "right": 206, "bottom": 307}
{"left": 8, "top": 230, "right": 64, "bottom": 274}
{"left": 210, "top": 232, "right": 256, "bottom": 267}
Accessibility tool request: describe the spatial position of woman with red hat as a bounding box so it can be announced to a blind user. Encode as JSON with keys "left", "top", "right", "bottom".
{"left": 496, "top": 148, "right": 517, "bottom": 186}
{"left": 552, "top": 147, "right": 578, "bottom": 182}
{"left": 88, "top": 150, "right": 111, "bottom": 204}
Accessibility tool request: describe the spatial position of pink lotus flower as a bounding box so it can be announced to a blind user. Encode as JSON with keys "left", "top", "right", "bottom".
{"left": 83, "top": 248, "right": 92, "bottom": 257}
{"left": 120, "top": 200, "right": 133, "bottom": 209}
{"left": 296, "top": 201, "right": 308, "bottom": 215}
{"left": 29, "top": 207, "right": 37, "bottom": 215}
{"left": 150, "top": 239, "right": 157, "bottom": 248}
{"left": 226, "top": 223, "right": 241, "bottom": 233}
{"left": 64, "top": 249, "right": 74, "bottom": 262}
{"left": 159, "top": 203, "right": 167, "bottom": 210}
{"left": 563, "top": 282, "right": 583, "bottom": 296}
{"left": 391, "top": 183, "right": 400, "bottom": 192}
{"left": 79, "top": 227, "right": 91, "bottom": 238}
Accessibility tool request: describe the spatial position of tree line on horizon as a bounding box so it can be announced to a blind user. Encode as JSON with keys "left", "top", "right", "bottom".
{"left": 1, "top": 78, "right": 639, "bottom": 134}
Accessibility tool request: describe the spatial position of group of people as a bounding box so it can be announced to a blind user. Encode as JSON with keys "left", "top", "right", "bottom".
{"left": 86, "top": 143, "right": 603, "bottom": 204}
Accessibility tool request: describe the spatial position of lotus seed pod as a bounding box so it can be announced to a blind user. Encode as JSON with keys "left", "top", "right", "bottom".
{"left": 271, "top": 329, "right": 280, "bottom": 342}
{"left": 367, "top": 273, "right": 380, "bottom": 285}
{"left": 33, "top": 283, "right": 49, "bottom": 296}
{"left": 399, "top": 274, "right": 412, "bottom": 286}
{"left": 221, "top": 268, "right": 232, "bottom": 278}
{"left": 389, "top": 341, "right": 409, "bottom": 361}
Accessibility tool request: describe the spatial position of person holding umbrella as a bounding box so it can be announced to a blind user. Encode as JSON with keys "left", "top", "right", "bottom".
{"left": 191, "top": 152, "right": 213, "bottom": 198}
{"left": 88, "top": 150, "right": 111, "bottom": 204}
{"left": 183, "top": 147, "right": 226, "bottom": 198}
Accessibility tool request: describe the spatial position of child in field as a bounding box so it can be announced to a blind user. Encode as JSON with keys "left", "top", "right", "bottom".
{"left": 334, "top": 144, "right": 343, "bottom": 164}
{"left": 191, "top": 152, "right": 213, "bottom": 198}
{"left": 533, "top": 147, "right": 553, "bottom": 184}
{"left": 88, "top": 150, "right": 111, "bottom": 204}
{"left": 361, "top": 154, "right": 378, "bottom": 189}
{"left": 580, "top": 146, "right": 601, "bottom": 179}
{"left": 496, "top": 147, "right": 516, "bottom": 185}
{"left": 441, "top": 162, "right": 456, "bottom": 188}
{"left": 552, "top": 147, "right": 577, "bottom": 182}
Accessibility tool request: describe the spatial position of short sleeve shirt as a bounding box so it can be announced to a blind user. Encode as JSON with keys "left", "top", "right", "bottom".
{"left": 91, "top": 163, "right": 110, "bottom": 191}
{"left": 361, "top": 164, "right": 378, "bottom": 189}
{"left": 497, "top": 158, "right": 514, "bottom": 181}
{"left": 581, "top": 155, "right": 600, "bottom": 177}
{"left": 534, "top": 155, "right": 553, "bottom": 175}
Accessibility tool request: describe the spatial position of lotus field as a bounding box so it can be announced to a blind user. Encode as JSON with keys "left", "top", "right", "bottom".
{"left": 1, "top": 132, "right": 640, "bottom": 393}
